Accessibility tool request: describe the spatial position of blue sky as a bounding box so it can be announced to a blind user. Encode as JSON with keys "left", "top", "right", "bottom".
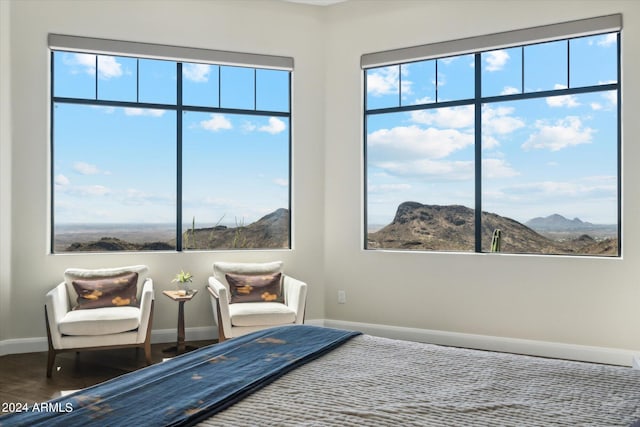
{"left": 53, "top": 54, "right": 290, "bottom": 227}
{"left": 366, "top": 33, "right": 618, "bottom": 226}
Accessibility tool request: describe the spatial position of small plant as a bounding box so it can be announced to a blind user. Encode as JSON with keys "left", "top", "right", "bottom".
{"left": 172, "top": 269, "right": 193, "bottom": 284}
{"left": 172, "top": 269, "right": 193, "bottom": 294}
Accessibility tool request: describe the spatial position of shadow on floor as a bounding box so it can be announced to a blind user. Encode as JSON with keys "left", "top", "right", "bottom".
{"left": 0, "top": 340, "right": 216, "bottom": 405}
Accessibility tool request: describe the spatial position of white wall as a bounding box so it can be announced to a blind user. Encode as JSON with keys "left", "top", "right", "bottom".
{"left": 0, "top": 0, "right": 12, "bottom": 343}
{"left": 4, "top": 0, "right": 326, "bottom": 339}
{"left": 3, "top": 0, "right": 639, "bottom": 359}
{"left": 324, "top": 0, "right": 640, "bottom": 351}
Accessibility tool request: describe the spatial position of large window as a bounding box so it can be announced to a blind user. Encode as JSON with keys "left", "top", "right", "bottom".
{"left": 51, "top": 36, "right": 291, "bottom": 252}
{"left": 364, "top": 17, "right": 620, "bottom": 256}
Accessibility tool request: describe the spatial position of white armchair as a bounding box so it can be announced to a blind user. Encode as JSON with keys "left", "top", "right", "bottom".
{"left": 45, "top": 265, "right": 154, "bottom": 377}
{"left": 207, "top": 261, "right": 307, "bottom": 342}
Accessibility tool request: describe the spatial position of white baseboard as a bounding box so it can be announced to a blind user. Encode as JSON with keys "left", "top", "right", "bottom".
{"left": 1, "top": 320, "right": 637, "bottom": 368}
{"left": 322, "top": 319, "right": 638, "bottom": 367}
{"left": 0, "top": 337, "right": 48, "bottom": 356}
{"left": 0, "top": 327, "right": 218, "bottom": 357}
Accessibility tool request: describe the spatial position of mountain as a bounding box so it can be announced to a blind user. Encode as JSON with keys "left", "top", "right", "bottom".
{"left": 183, "top": 208, "right": 289, "bottom": 250}
{"left": 367, "top": 202, "right": 617, "bottom": 255}
{"left": 525, "top": 214, "right": 594, "bottom": 231}
{"left": 66, "top": 208, "right": 289, "bottom": 251}
{"left": 66, "top": 237, "right": 174, "bottom": 252}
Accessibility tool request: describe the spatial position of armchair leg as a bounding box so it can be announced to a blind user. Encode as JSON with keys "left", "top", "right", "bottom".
{"left": 46, "top": 350, "right": 55, "bottom": 378}
{"left": 215, "top": 299, "right": 227, "bottom": 343}
{"left": 143, "top": 300, "right": 154, "bottom": 365}
{"left": 143, "top": 341, "right": 152, "bottom": 365}
{"left": 44, "top": 306, "right": 56, "bottom": 378}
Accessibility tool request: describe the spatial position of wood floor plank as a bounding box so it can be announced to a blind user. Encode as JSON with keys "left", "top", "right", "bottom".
{"left": 0, "top": 340, "right": 215, "bottom": 406}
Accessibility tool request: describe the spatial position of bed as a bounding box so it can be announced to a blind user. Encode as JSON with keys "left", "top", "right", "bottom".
{"left": 1, "top": 325, "right": 639, "bottom": 426}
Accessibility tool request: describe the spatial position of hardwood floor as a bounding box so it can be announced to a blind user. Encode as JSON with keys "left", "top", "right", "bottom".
{"left": 0, "top": 340, "right": 216, "bottom": 407}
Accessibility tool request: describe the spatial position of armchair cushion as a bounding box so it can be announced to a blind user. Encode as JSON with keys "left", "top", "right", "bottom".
{"left": 64, "top": 265, "right": 149, "bottom": 309}
{"left": 229, "top": 302, "right": 296, "bottom": 327}
{"left": 58, "top": 306, "right": 141, "bottom": 336}
{"left": 226, "top": 272, "right": 283, "bottom": 304}
{"left": 213, "top": 262, "right": 283, "bottom": 304}
{"left": 72, "top": 272, "right": 139, "bottom": 310}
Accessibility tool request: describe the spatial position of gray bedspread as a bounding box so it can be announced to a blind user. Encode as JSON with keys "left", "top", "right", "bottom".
{"left": 199, "top": 334, "right": 640, "bottom": 426}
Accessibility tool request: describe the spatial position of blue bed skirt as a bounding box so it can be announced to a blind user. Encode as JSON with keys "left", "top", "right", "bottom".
{"left": 0, "top": 325, "right": 360, "bottom": 427}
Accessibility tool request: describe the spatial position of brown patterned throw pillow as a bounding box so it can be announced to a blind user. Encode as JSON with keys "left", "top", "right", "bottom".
{"left": 226, "top": 272, "right": 283, "bottom": 304}
{"left": 72, "top": 272, "right": 139, "bottom": 310}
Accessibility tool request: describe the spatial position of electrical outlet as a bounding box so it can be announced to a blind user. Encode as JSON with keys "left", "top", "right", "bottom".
{"left": 338, "top": 290, "right": 346, "bottom": 304}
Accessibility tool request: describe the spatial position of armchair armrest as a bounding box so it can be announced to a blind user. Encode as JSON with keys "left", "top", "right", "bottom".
{"left": 283, "top": 275, "right": 307, "bottom": 323}
{"left": 208, "top": 277, "right": 232, "bottom": 341}
{"left": 136, "top": 278, "right": 154, "bottom": 342}
{"left": 45, "top": 282, "right": 70, "bottom": 349}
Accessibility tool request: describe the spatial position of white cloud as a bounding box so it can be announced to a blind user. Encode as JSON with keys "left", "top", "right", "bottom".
{"left": 242, "top": 121, "right": 257, "bottom": 132}
{"left": 368, "top": 183, "right": 412, "bottom": 193}
{"left": 501, "top": 86, "right": 520, "bottom": 95}
{"left": 121, "top": 188, "right": 174, "bottom": 206}
{"left": 64, "top": 53, "right": 98, "bottom": 76}
{"left": 546, "top": 95, "right": 579, "bottom": 108}
{"left": 200, "top": 114, "right": 232, "bottom": 131}
{"left": 546, "top": 84, "right": 580, "bottom": 108}
{"left": 410, "top": 105, "right": 474, "bottom": 129}
{"left": 259, "top": 117, "right": 286, "bottom": 134}
{"left": 273, "top": 178, "right": 288, "bottom": 187}
{"left": 482, "top": 105, "right": 525, "bottom": 135}
{"left": 375, "top": 159, "right": 474, "bottom": 181}
{"left": 503, "top": 179, "right": 615, "bottom": 199}
{"left": 183, "top": 64, "right": 211, "bottom": 82}
{"left": 602, "top": 91, "right": 617, "bottom": 106}
{"left": 368, "top": 125, "right": 474, "bottom": 159}
{"left": 412, "top": 96, "right": 434, "bottom": 105}
{"left": 590, "top": 102, "right": 603, "bottom": 110}
{"left": 522, "top": 116, "right": 594, "bottom": 151}
{"left": 73, "top": 162, "right": 101, "bottom": 175}
{"left": 484, "top": 50, "right": 510, "bottom": 72}
{"left": 64, "top": 54, "right": 124, "bottom": 79}
{"left": 55, "top": 174, "right": 70, "bottom": 186}
{"left": 54, "top": 174, "right": 111, "bottom": 197}
{"left": 483, "top": 135, "right": 500, "bottom": 150}
{"left": 124, "top": 108, "right": 166, "bottom": 117}
{"left": 367, "top": 66, "right": 400, "bottom": 96}
{"left": 597, "top": 33, "right": 617, "bottom": 47}
{"left": 98, "top": 56, "right": 124, "bottom": 79}
{"left": 482, "top": 158, "right": 519, "bottom": 179}
{"left": 76, "top": 185, "right": 110, "bottom": 196}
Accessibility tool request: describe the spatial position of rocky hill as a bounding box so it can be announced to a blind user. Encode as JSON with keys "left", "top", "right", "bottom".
{"left": 66, "top": 208, "right": 289, "bottom": 251}
{"left": 183, "top": 208, "right": 289, "bottom": 250}
{"left": 367, "top": 202, "right": 617, "bottom": 256}
{"left": 66, "top": 237, "right": 173, "bottom": 252}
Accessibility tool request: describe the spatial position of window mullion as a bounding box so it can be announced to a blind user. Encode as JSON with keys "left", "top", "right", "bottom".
{"left": 176, "top": 62, "right": 183, "bottom": 251}
{"left": 474, "top": 53, "right": 482, "bottom": 253}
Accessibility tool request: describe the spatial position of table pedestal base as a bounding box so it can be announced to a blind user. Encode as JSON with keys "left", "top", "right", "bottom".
{"left": 161, "top": 344, "right": 199, "bottom": 356}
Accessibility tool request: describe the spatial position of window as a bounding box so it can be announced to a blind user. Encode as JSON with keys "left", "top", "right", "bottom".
{"left": 364, "top": 16, "right": 621, "bottom": 256}
{"left": 51, "top": 36, "right": 292, "bottom": 252}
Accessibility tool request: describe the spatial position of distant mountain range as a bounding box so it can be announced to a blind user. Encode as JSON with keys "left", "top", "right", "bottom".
{"left": 367, "top": 202, "right": 617, "bottom": 256}
{"left": 525, "top": 213, "right": 615, "bottom": 232}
